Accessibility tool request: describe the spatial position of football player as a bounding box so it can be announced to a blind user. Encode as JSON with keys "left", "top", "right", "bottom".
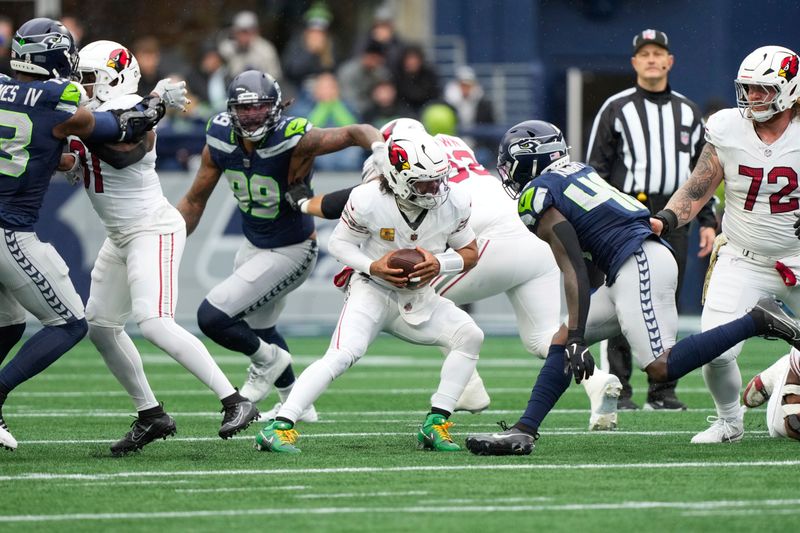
{"left": 65, "top": 40, "right": 259, "bottom": 456}
{"left": 464, "top": 119, "right": 800, "bottom": 455}
{"left": 177, "top": 70, "right": 383, "bottom": 422}
{"left": 288, "top": 118, "right": 624, "bottom": 431}
{"left": 254, "top": 130, "right": 483, "bottom": 453}
{"left": 0, "top": 18, "right": 169, "bottom": 451}
{"left": 743, "top": 352, "right": 800, "bottom": 441}
{"left": 651, "top": 46, "right": 800, "bottom": 443}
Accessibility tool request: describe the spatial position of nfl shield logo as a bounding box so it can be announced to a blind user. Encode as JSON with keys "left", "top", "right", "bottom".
{"left": 642, "top": 29, "right": 656, "bottom": 40}
{"left": 680, "top": 132, "right": 690, "bottom": 146}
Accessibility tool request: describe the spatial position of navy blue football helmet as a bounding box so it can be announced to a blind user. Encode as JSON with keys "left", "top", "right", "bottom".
{"left": 227, "top": 70, "right": 284, "bottom": 141}
{"left": 10, "top": 18, "right": 79, "bottom": 79}
{"left": 497, "top": 120, "right": 570, "bottom": 198}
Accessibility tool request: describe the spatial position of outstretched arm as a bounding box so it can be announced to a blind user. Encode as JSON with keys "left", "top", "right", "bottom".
{"left": 176, "top": 146, "right": 223, "bottom": 235}
{"left": 288, "top": 124, "right": 382, "bottom": 184}
{"left": 652, "top": 143, "right": 725, "bottom": 236}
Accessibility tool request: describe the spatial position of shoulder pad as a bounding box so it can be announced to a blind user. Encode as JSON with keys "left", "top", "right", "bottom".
{"left": 279, "top": 116, "right": 313, "bottom": 139}
{"left": 205, "top": 113, "right": 237, "bottom": 153}
{"left": 704, "top": 108, "right": 739, "bottom": 147}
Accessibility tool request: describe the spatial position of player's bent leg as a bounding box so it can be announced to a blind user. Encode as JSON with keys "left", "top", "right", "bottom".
{"left": 453, "top": 370, "right": 490, "bottom": 414}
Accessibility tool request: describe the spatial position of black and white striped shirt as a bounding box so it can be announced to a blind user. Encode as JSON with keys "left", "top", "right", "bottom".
{"left": 586, "top": 85, "right": 705, "bottom": 196}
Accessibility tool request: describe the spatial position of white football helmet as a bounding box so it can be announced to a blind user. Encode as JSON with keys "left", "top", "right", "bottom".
{"left": 385, "top": 130, "right": 450, "bottom": 209}
{"left": 78, "top": 40, "right": 141, "bottom": 110}
{"left": 735, "top": 45, "right": 799, "bottom": 122}
{"left": 380, "top": 117, "right": 426, "bottom": 141}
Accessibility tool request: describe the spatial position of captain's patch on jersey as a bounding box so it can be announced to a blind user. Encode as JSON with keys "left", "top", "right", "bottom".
{"left": 380, "top": 228, "right": 395, "bottom": 241}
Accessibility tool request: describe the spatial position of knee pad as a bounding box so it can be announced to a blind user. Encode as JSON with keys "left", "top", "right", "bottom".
{"left": 523, "top": 333, "right": 552, "bottom": 360}
{"left": 449, "top": 322, "right": 484, "bottom": 356}
{"left": 197, "top": 299, "right": 234, "bottom": 336}
{"left": 320, "top": 349, "right": 360, "bottom": 379}
{"left": 88, "top": 323, "right": 122, "bottom": 346}
{"left": 706, "top": 348, "right": 739, "bottom": 368}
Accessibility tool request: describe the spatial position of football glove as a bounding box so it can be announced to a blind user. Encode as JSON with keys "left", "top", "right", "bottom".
{"left": 153, "top": 78, "right": 190, "bottom": 112}
{"left": 63, "top": 152, "right": 83, "bottom": 185}
{"left": 793, "top": 212, "right": 800, "bottom": 239}
{"left": 564, "top": 337, "right": 595, "bottom": 384}
{"left": 285, "top": 182, "right": 311, "bottom": 212}
{"left": 113, "top": 95, "right": 166, "bottom": 142}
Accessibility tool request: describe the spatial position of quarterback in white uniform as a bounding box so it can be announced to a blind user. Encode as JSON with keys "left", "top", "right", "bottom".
{"left": 66, "top": 41, "right": 258, "bottom": 455}
{"left": 288, "top": 119, "right": 623, "bottom": 430}
{"left": 653, "top": 45, "right": 800, "bottom": 443}
{"left": 255, "top": 130, "right": 483, "bottom": 453}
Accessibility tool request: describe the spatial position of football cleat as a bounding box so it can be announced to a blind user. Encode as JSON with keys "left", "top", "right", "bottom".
{"left": 586, "top": 371, "right": 622, "bottom": 431}
{"left": 465, "top": 421, "right": 538, "bottom": 456}
{"left": 644, "top": 391, "right": 688, "bottom": 411}
{"left": 219, "top": 399, "right": 259, "bottom": 439}
{"left": 240, "top": 345, "right": 292, "bottom": 403}
{"left": 617, "top": 396, "right": 640, "bottom": 410}
{"left": 257, "top": 402, "right": 318, "bottom": 423}
{"left": 750, "top": 298, "right": 800, "bottom": 350}
{"left": 0, "top": 414, "right": 18, "bottom": 451}
{"left": 743, "top": 354, "right": 790, "bottom": 408}
{"left": 254, "top": 420, "right": 301, "bottom": 453}
{"left": 453, "top": 371, "right": 491, "bottom": 414}
{"left": 690, "top": 416, "right": 744, "bottom": 444}
{"left": 110, "top": 413, "right": 176, "bottom": 456}
{"left": 417, "top": 413, "right": 460, "bottom": 451}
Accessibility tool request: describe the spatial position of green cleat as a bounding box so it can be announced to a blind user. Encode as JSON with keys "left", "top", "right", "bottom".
{"left": 254, "top": 420, "right": 301, "bottom": 453}
{"left": 417, "top": 413, "right": 460, "bottom": 451}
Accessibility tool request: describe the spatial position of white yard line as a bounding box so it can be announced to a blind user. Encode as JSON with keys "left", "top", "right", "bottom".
{"left": 175, "top": 486, "right": 307, "bottom": 493}
{"left": 295, "top": 490, "right": 428, "bottom": 499}
{"left": 2, "top": 498, "right": 799, "bottom": 522}
{"left": 1, "top": 459, "right": 796, "bottom": 483}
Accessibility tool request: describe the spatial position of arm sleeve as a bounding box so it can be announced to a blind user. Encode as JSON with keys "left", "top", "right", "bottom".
{"left": 87, "top": 140, "right": 148, "bottom": 169}
{"left": 87, "top": 111, "right": 122, "bottom": 143}
{"left": 585, "top": 104, "right": 618, "bottom": 180}
{"left": 321, "top": 186, "right": 358, "bottom": 219}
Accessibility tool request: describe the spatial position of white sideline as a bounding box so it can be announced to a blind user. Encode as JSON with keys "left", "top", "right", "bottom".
{"left": 2, "top": 459, "right": 798, "bottom": 482}
{"left": 2, "top": 498, "right": 800, "bottom": 522}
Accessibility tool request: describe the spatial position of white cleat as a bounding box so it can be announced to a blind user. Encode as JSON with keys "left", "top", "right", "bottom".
{"left": 585, "top": 371, "right": 622, "bottom": 431}
{"left": 240, "top": 345, "right": 292, "bottom": 403}
{"left": 743, "top": 354, "right": 790, "bottom": 408}
{"left": 453, "top": 371, "right": 491, "bottom": 414}
{"left": 257, "top": 402, "right": 319, "bottom": 423}
{"left": 0, "top": 419, "right": 18, "bottom": 451}
{"left": 691, "top": 416, "right": 744, "bottom": 443}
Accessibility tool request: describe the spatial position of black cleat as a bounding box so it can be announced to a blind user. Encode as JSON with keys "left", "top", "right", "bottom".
{"left": 751, "top": 298, "right": 800, "bottom": 349}
{"left": 465, "top": 421, "right": 538, "bottom": 456}
{"left": 110, "top": 414, "right": 176, "bottom": 456}
{"left": 644, "top": 391, "right": 687, "bottom": 411}
{"left": 617, "top": 396, "right": 640, "bottom": 410}
{"left": 219, "top": 400, "right": 259, "bottom": 439}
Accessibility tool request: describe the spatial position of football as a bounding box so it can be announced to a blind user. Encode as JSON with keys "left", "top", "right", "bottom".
{"left": 387, "top": 248, "right": 425, "bottom": 281}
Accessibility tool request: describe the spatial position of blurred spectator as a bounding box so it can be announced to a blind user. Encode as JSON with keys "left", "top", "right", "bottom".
{"left": 354, "top": 4, "right": 406, "bottom": 71}
{"left": 363, "top": 77, "right": 414, "bottom": 129}
{"left": 443, "top": 66, "right": 495, "bottom": 130}
{"left": 393, "top": 44, "right": 440, "bottom": 113}
{"left": 60, "top": 14, "right": 84, "bottom": 48}
{"left": 282, "top": 3, "right": 336, "bottom": 95}
{"left": 196, "top": 41, "right": 229, "bottom": 113}
{"left": 292, "top": 71, "right": 362, "bottom": 170}
{"left": 337, "top": 39, "right": 391, "bottom": 115}
{"left": 133, "top": 36, "right": 167, "bottom": 97}
{"left": 219, "top": 10, "right": 282, "bottom": 82}
{"left": 0, "top": 15, "right": 12, "bottom": 76}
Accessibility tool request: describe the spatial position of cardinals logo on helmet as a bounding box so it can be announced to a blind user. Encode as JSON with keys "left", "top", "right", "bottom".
{"left": 779, "top": 54, "right": 799, "bottom": 82}
{"left": 388, "top": 142, "right": 410, "bottom": 171}
{"left": 106, "top": 48, "right": 131, "bottom": 73}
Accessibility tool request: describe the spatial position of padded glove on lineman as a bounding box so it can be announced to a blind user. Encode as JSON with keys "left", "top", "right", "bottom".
{"left": 564, "top": 337, "right": 595, "bottom": 384}
{"left": 113, "top": 95, "right": 166, "bottom": 142}
{"left": 153, "top": 78, "right": 191, "bottom": 111}
{"left": 63, "top": 151, "right": 83, "bottom": 185}
{"left": 284, "top": 182, "right": 312, "bottom": 211}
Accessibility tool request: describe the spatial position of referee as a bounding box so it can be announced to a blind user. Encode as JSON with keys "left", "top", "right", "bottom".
{"left": 587, "top": 29, "right": 717, "bottom": 411}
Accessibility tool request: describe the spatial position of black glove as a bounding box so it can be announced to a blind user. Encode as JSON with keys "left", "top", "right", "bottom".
{"left": 564, "top": 337, "right": 595, "bottom": 384}
{"left": 285, "top": 182, "right": 312, "bottom": 212}
{"left": 113, "top": 95, "right": 166, "bottom": 142}
{"left": 793, "top": 212, "right": 800, "bottom": 239}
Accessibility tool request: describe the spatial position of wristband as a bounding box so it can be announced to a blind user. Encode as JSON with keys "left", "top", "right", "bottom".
{"left": 434, "top": 249, "right": 464, "bottom": 274}
{"left": 653, "top": 208, "right": 678, "bottom": 238}
{"left": 298, "top": 198, "right": 310, "bottom": 214}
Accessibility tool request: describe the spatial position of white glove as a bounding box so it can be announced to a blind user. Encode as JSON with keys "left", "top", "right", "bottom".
{"left": 63, "top": 152, "right": 83, "bottom": 185}
{"left": 152, "top": 78, "right": 190, "bottom": 112}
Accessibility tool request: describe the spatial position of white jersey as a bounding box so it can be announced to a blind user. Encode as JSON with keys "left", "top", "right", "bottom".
{"left": 706, "top": 108, "right": 800, "bottom": 258}
{"left": 69, "top": 95, "right": 184, "bottom": 244}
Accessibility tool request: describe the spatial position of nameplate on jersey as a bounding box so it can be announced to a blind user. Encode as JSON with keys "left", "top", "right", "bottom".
{"left": 380, "top": 228, "right": 395, "bottom": 241}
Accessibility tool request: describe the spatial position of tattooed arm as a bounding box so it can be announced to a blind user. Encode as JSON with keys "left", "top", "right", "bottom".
{"left": 652, "top": 143, "right": 725, "bottom": 235}
{"left": 287, "top": 124, "right": 382, "bottom": 184}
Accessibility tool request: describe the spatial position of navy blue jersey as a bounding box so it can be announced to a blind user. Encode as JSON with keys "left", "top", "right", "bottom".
{"left": 0, "top": 75, "right": 81, "bottom": 230}
{"left": 205, "top": 113, "right": 315, "bottom": 248}
{"left": 517, "top": 162, "right": 658, "bottom": 284}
